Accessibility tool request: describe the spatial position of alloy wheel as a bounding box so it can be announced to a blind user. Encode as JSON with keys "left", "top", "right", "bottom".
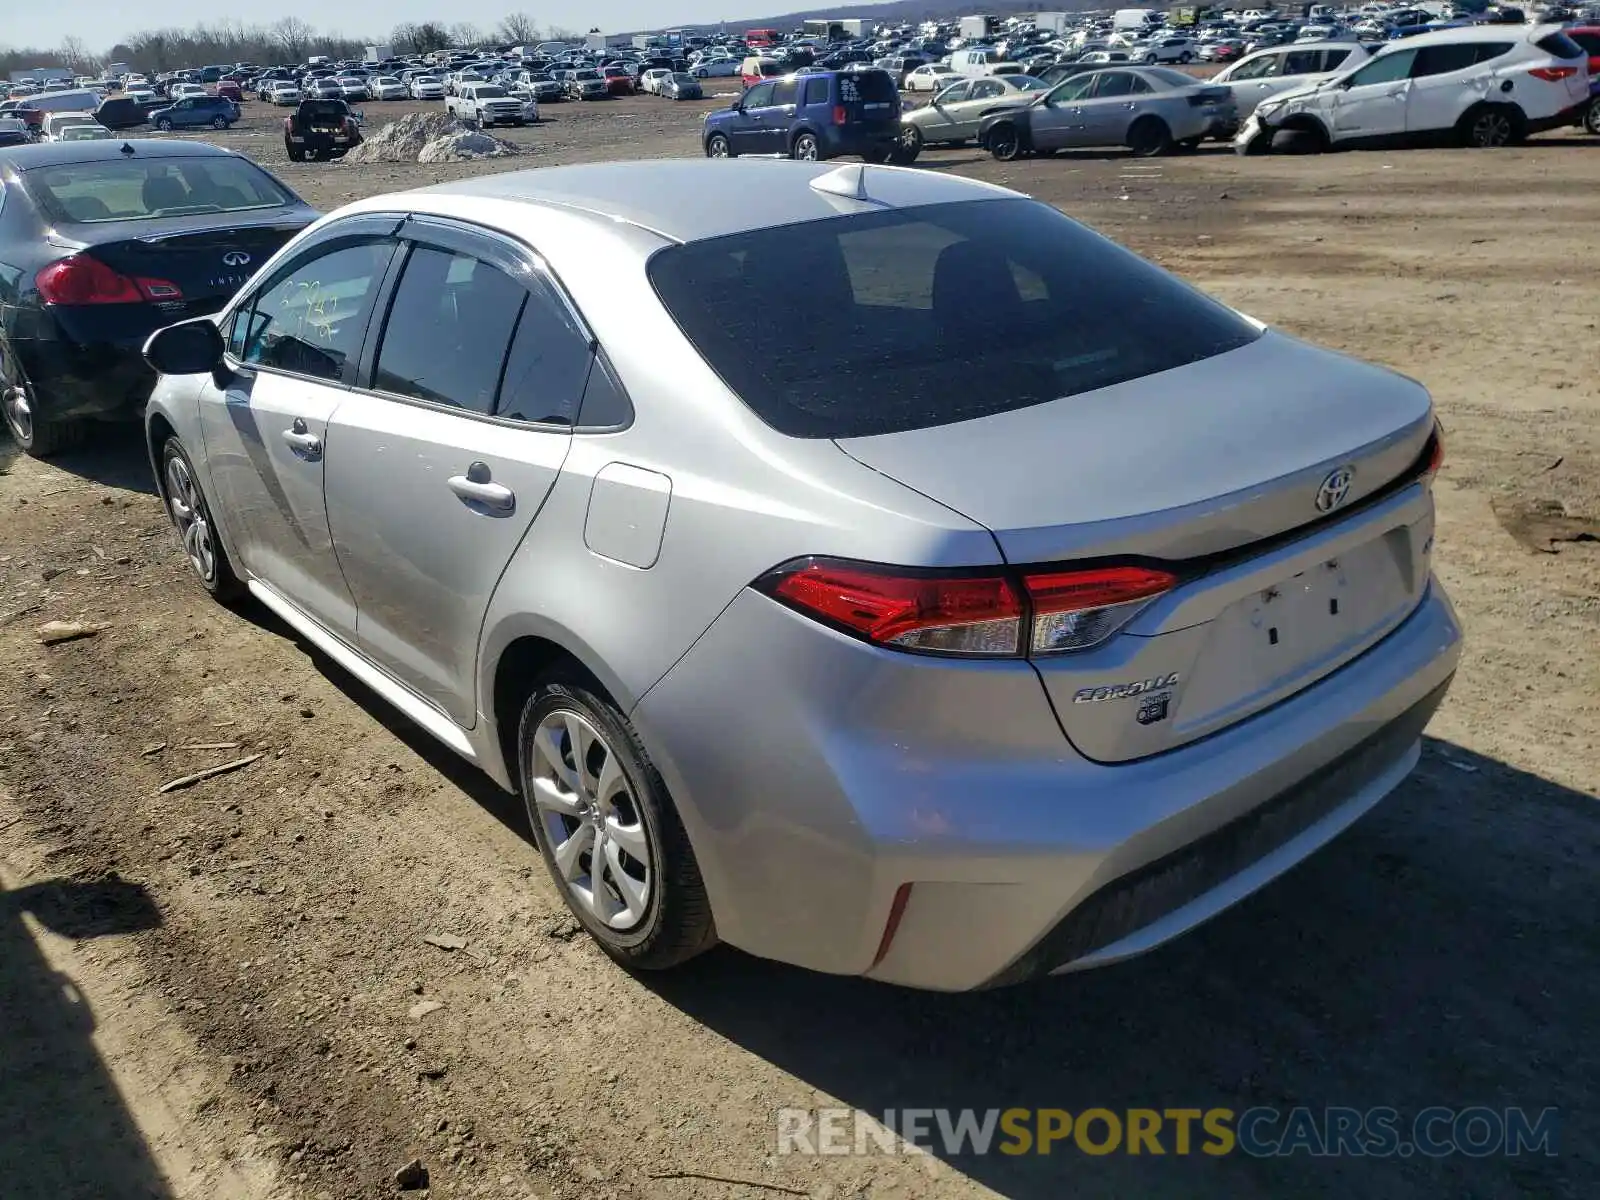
{"left": 1471, "top": 110, "right": 1511, "bottom": 148}
{"left": 0, "top": 345, "right": 32, "bottom": 444}
{"left": 164, "top": 454, "right": 217, "bottom": 583}
{"left": 1585, "top": 100, "right": 1600, "bottom": 137}
{"left": 793, "top": 135, "right": 818, "bottom": 161}
{"left": 529, "top": 710, "right": 655, "bottom": 931}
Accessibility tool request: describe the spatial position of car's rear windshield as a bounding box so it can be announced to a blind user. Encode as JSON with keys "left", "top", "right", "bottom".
{"left": 302, "top": 100, "right": 348, "bottom": 119}
{"left": 647, "top": 198, "right": 1262, "bottom": 439}
{"left": 26, "top": 156, "right": 292, "bottom": 224}
{"left": 475, "top": 85, "right": 508, "bottom": 96}
{"left": 839, "top": 69, "right": 896, "bottom": 104}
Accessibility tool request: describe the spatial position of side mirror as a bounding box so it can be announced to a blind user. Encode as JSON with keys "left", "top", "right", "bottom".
{"left": 144, "top": 318, "right": 224, "bottom": 377}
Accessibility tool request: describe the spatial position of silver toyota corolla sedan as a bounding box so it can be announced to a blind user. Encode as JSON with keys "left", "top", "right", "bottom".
{"left": 141, "top": 160, "right": 1461, "bottom": 991}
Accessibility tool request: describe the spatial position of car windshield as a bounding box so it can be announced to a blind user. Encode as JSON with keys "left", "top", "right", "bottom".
{"left": 648, "top": 199, "right": 1261, "bottom": 439}
{"left": 28, "top": 157, "right": 293, "bottom": 223}
{"left": 671, "top": 73, "right": 696, "bottom": 84}
{"left": 576, "top": 70, "right": 601, "bottom": 80}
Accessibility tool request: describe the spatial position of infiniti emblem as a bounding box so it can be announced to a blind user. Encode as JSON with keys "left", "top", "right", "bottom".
{"left": 221, "top": 250, "right": 251, "bottom": 267}
{"left": 1315, "top": 465, "right": 1356, "bottom": 513}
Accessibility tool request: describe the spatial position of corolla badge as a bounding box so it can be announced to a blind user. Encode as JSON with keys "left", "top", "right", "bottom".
{"left": 1315, "top": 465, "right": 1356, "bottom": 513}
{"left": 221, "top": 250, "right": 251, "bottom": 267}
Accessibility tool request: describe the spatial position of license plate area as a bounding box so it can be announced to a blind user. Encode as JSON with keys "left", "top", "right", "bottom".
{"left": 1172, "top": 529, "right": 1419, "bottom": 736}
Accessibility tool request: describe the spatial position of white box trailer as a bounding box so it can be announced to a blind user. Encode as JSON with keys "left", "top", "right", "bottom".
{"left": 959, "top": 15, "right": 997, "bottom": 40}
{"left": 1031, "top": 11, "right": 1071, "bottom": 33}
{"left": 1112, "top": 9, "right": 1163, "bottom": 31}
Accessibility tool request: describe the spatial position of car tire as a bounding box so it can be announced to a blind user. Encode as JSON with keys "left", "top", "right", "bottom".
{"left": 1586, "top": 97, "right": 1600, "bottom": 137}
{"left": 517, "top": 671, "right": 716, "bottom": 972}
{"left": 1, "top": 343, "right": 86, "bottom": 459}
{"left": 155, "top": 118, "right": 172, "bottom": 131}
{"left": 211, "top": 116, "right": 228, "bottom": 129}
{"left": 1459, "top": 103, "right": 1522, "bottom": 149}
{"left": 1127, "top": 116, "right": 1173, "bottom": 157}
{"left": 1272, "top": 125, "right": 1328, "bottom": 155}
{"left": 1178, "top": 136, "right": 1203, "bottom": 152}
{"left": 791, "top": 131, "right": 820, "bottom": 161}
{"left": 987, "top": 122, "right": 1023, "bottom": 161}
{"left": 705, "top": 132, "right": 732, "bottom": 158}
{"left": 1180, "top": 52, "right": 1194, "bottom": 63}
{"left": 1144, "top": 53, "right": 1158, "bottom": 64}
{"left": 897, "top": 123, "right": 924, "bottom": 160}
{"left": 285, "top": 141, "right": 305, "bottom": 161}
{"left": 161, "top": 437, "right": 243, "bottom": 602}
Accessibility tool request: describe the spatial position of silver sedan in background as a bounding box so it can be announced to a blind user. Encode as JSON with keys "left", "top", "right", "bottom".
{"left": 981, "top": 66, "right": 1239, "bottom": 158}
{"left": 141, "top": 160, "right": 1459, "bottom": 991}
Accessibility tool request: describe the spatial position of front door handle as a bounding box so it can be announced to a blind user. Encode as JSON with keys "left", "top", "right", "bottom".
{"left": 447, "top": 461, "right": 515, "bottom": 515}
{"left": 281, "top": 418, "right": 321, "bottom": 458}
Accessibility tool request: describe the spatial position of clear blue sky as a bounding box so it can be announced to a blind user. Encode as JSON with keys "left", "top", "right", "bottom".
{"left": 5, "top": 3, "right": 749, "bottom": 50}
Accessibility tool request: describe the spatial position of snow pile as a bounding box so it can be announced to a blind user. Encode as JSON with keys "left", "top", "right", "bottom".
{"left": 418, "top": 128, "right": 520, "bottom": 163}
{"left": 344, "top": 112, "right": 521, "bottom": 164}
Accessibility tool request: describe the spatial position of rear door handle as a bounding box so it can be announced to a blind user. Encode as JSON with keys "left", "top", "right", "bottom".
{"left": 281, "top": 419, "right": 321, "bottom": 459}
{"left": 448, "top": 462, "right": 516, "bottom": 515}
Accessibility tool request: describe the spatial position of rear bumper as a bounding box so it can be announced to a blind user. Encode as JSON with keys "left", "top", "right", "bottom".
{"left": 823, "top": 128, "right": 902, "bottom": 158}
{"left": 633, "top": 577, "right": 1462, "bottom": 991}
{"left": 11, "top": 334, "right": 155, "bottom": 421}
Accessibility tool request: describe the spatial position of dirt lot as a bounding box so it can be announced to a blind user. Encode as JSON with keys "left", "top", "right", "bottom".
{"left": 2, "top": 95, "right": 1597, "bottom": 1200}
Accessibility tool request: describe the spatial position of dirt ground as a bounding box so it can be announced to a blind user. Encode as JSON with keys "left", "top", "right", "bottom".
{"left": 2, "top": 94, "right": 1597, "bottom": 1200}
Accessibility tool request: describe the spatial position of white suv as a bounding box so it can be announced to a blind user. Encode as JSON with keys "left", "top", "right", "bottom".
{"left": 1235, "top": 24, "right": 1591, "bottom": 153}
{"left": 1214, "top": 41, "right": 1372, "bottom": 121}
{"left": 1136, "top": 36, "right": 1199, "bottom": 64}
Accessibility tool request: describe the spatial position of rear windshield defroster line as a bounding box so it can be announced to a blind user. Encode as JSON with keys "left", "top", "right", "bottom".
{"left": 646, "top": 198, "right": 1262, "bottom": 439}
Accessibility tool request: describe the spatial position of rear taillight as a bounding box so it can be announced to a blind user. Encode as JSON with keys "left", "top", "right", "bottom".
{"left": 1529, "top": 66, "right": 1579, "bottom": 81}
{"left": 756, "top": 557, "right": 1177, "bottom": 657}
{"left": 832, "top": 104, "right": 848, "bottom": 125}
{"left": 36, "top": 254, "right": 183, "bottom": 305}
{"left": 759, "top": 558, "right": 1025, "bottom": 655}
{"left": 1024, "top": 565, "right": 1178, "bottom": 654}
{"left": 1422, "top": 421, "right": 1445, "bottom": 482}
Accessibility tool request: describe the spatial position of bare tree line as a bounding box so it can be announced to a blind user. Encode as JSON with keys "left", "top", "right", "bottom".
{"left": 0, "top": 13, "right": 583, "bottom": 78}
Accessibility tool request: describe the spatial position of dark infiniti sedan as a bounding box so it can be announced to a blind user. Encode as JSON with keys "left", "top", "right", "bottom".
{"left": 0, "top": 139, "right": 317, "bottom": 456}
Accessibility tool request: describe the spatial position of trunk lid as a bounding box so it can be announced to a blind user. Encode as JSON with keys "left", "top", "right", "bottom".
{"left": 77, "top": 216, "right": 311, "bottom": 321}
{"left": 836, "top": 331, "right": 1437, "bottom": 761}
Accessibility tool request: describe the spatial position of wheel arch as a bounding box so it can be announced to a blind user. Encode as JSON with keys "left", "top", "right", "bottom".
{"left": 1276, "top": 112, "right": 1333, "bottom": 143}
{"left": 480, "top": 620, "right": 639, "bottom": 792}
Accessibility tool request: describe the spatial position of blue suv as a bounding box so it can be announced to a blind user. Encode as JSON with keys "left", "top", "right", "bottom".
{"left": 149, "top": 95, "right": 240, "bottom": 132}
{"left": 702, "top": 69, "right": 904, "bottom": 162}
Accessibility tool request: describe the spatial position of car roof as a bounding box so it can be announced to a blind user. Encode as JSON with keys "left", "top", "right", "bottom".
{"left": 0, "top": 138, "right": 240, "bottom": 171}
{"left": 1381, "top": 21, "right": 1560, "bottom": 47}
{"left": 393, "top": 160, "right": 1018, "bottom": 245}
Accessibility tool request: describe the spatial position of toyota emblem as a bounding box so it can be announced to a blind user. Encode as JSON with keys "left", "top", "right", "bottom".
{"left": 221, "top": 250, "right": 251, "bottom": 267}
{"left": 1315, "top": 465, "right": 1356, "bottom": 513}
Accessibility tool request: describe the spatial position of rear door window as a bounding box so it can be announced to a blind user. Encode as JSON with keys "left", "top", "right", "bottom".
{"left": 647, "top": 199, "right": 1261, "bottom": 439}
{"left": 1412, "top": 43, "right": 1484, "bottom": 77}
{"left": 495, "top": 276, "right": 594, "bottom": 425}
{"left": 1090, "top": 72, "right": 1140, "bottom": 98}
{"left": 371, "top": 245, "right": 526, "bottom": 414}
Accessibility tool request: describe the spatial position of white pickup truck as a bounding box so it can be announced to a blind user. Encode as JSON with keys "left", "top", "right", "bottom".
{"left": 445, "top": 83, "right": 535, "bottom": 128}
